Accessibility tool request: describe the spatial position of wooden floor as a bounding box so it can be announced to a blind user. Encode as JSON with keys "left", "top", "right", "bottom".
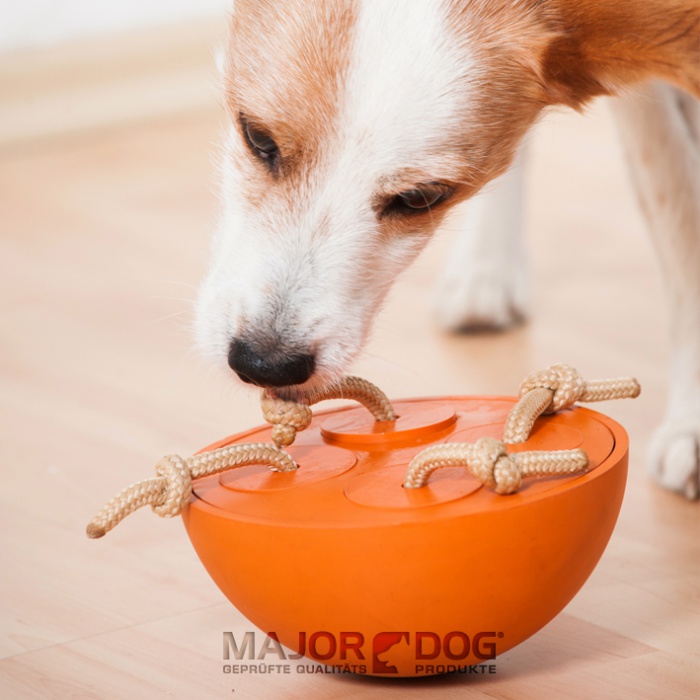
{"left": 1, "top": 92, "right": 699, "bottom": 697}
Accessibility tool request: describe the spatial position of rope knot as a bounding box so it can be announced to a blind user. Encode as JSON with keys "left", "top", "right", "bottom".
{"left": 470, "top": 437, "right": 522, "bottom": 494}
{"left": 152, "top": 454, "right": 192, "bottom": 518}
{"left": 519, "top": 363, "right": 585, "bottom": 413}
{"left": 261, "top": 393, "right": 313, "bottom": 447}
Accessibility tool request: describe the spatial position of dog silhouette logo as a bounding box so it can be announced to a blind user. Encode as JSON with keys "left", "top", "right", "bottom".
{"left": 371, "top": 632, "right": 410, "bottom": 674}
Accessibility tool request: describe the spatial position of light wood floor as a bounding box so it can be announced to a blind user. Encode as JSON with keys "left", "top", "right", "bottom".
{"left": 1, "top": 92, "right": 699, "bottom": 697}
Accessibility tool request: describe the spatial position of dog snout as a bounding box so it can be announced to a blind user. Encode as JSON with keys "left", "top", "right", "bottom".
{"left": 227, "top": 338, "right": 315, "bottom": 388}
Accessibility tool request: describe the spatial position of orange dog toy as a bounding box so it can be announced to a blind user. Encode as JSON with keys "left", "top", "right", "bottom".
{"left": 88, "top": 365, "right": 640, "bottom": 677}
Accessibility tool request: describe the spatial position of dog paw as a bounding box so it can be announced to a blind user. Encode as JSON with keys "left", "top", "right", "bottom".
{"left": 433, "top": 262, "right": 528, "bottom": 332}
{"left": 648, "top": 416, "right": 700, "bottom": 500}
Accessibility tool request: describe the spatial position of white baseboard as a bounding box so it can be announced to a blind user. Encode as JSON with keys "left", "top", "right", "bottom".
{"left": 0, "top": 20, "right": 225, "bottom": 147}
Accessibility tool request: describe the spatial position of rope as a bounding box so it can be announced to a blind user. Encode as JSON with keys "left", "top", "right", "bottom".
{"left": 87, "top": 376, "right": 394, "bottom": 538}
{"left": 86, "top": 443, "right": 295, "bottom": 539}
{"left": 261, "top": 375, "right": 397, "bottom": 447}
{"left": 87, "top": 365, "right": 641, "bottom": 537}
{"left": 403, "top": 437, "right": 588, "bottom": 494}
{"left": 503, "top": 364, "right": 641, "bottom": 444}
{"left": 404, "top": 363, "right": 640, "bottom": 492}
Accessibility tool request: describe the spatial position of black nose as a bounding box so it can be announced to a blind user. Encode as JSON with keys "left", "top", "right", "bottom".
{"left": 227, "top": 338, "right": 315, "bottom": 387}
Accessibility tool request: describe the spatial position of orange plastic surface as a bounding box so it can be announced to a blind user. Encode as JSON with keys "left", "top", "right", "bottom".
{"left": 182, "top": 396, "right": 627, "bottom": 677}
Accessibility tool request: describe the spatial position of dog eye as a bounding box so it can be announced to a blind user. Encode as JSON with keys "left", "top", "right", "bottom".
{"left": 239, "top": 114, "right": 280, "bottom": 169}
{"left": 399, "top": 189, "right": 442, "bottom": 209}
{"left": 383, "top": 183, "right": 453, "bottom": 217}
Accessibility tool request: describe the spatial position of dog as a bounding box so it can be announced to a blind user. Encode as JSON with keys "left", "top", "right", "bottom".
{"left": 195, "top": 0, "right": 700, "bottom": 498}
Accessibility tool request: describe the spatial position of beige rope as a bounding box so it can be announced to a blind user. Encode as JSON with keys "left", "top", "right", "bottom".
{"left": 404, "top": 363, "right": 640, "bottom": 493}
{"left": 404, "top": 437, "right": 588, "bottom": 494}
{"left": 87, "top": 375, "right": 395, "bottom": 538}
{"left": 503, "top": 363, "right": 641, "bottom": 444}
{"left": 88, "top": 366, "right": 641, "bottom": 535}
{"left": 86, "top": 443, "right": 295, "bottom": 539}
{"left": 261, "top": 375, "right": 397, "bottom": 447}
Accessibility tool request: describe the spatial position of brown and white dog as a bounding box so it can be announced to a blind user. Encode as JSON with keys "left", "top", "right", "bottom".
{"left": 196, "top": 0, "right": 700, "bottom": 498}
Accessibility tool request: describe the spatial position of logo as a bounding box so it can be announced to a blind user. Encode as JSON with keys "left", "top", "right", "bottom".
{"left": 222, "top": 629, "right": 501, "bottom": 676}
{"left": 371, "top": 632, "right": 409, "bottom": 674}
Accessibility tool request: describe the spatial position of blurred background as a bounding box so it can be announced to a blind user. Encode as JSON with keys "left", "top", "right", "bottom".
{"left": 1, "top": 1, "right": 227, "bottom": 50}
{"left": 1, "top": 1, "right": 229, "bottom": 146}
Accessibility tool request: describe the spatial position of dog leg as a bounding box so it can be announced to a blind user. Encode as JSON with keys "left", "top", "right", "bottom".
{"left": 611, "top": 82, "right": 700, "bottom": 499}
{"left": 433, "top": 149, "right": 528, "bottom": 332}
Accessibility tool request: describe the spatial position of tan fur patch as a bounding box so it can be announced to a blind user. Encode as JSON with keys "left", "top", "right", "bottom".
{"left": 441, "top": 1, "right": 554, "bottom": 189}
{"left": 542, "top": 0, "right": 700, "bottom": 107}
{"left": 225, "top": 0, "right": 356, "bottom": 176}
{"left": 440, "top": 0, "right": 700, "bottom": 194}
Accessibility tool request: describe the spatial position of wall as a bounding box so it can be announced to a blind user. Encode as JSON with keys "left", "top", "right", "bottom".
{"left": 0, "top": 0, "right": 229, "bottom": 51}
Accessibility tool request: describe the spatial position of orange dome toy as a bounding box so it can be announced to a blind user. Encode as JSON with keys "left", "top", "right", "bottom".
{"left": 87, "top": 365, "right": 640, "bottom": 677}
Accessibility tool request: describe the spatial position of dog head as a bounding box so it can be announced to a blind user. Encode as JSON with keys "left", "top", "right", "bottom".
{"left": 196, "top": 0, "right": 695, "bottom": 395}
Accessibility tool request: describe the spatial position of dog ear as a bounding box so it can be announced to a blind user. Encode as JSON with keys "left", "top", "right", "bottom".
{"left": 538, "top": 0, "right": 700, "bottom": 109}
{"left": 539, "top": 29, "right": 610, "bottom": 109}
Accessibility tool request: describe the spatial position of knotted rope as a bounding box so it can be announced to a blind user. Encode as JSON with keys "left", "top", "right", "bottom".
{"left": 262, "top": 375, "right": 397, "bottom": 447}
{"left": 403, "top": 437, "right": 588, "bottom": 494}
{"left": 86, "top": 443, "right": 295, "bottom": 539}
{"left": 403, "top": 363, "right": 640, "bottom": 493}
{"left": 87, "top": 365, "right": 640, "bottom": 536}
{"left": 87, "top": 376, "right": 395, "bottom": 538}
{"left": 503, "top": 364, "right": 641, "bottom": 444}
